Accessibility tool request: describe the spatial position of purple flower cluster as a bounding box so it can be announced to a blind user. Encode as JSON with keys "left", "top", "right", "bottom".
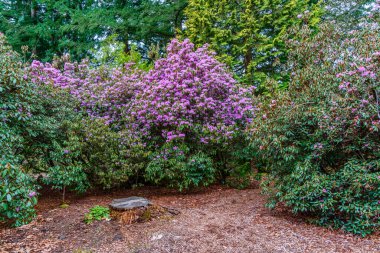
{"left": 28, "top": 59, "right": 143, "bottom": 125}
{"left": 128, "top": 39, "right": 254, "bottom": 143}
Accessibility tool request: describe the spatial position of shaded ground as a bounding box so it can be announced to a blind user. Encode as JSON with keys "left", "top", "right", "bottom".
{"left": 1, "top": 185, "right": 379, "bottom": 253}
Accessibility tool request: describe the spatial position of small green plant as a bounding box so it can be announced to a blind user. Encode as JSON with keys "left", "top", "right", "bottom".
{"left": 73, "top": 249, "right": 92, "bottom": 253}
{"left": 60, "top": 203, "right": 69, "bottom": 209}
{"left": 84, "top": 205, "right": 110, "bottom": 224}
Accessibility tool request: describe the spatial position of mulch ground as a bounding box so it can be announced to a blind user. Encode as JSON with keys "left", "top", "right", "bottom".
{"left": 1, "top": 185, "right": 379, "bottom": 253}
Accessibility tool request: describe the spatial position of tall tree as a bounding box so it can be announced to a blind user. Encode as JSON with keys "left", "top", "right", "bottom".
{"left": 183, "top": 0, "right": 322, "bottom": 86}
{"left": 0, "top": 0, "right": 187, "bottom": 61}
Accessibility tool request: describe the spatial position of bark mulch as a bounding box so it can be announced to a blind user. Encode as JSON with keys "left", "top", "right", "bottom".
{"left": 1, "top": 185, "right": 379, "bottom": 253}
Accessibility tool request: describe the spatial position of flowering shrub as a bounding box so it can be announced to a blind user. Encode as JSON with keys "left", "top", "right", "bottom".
{"left": 0, "top": 32, "right": 92, "bottom": 225}
{"left": 128, "top": 39, "right": 254, "bottom": 188}
{"left": 249, "top": 22, "right": 380, "bottom": 236}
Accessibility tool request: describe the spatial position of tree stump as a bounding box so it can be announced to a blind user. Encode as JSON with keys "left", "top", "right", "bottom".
{"left": 109, "top": 196, "right": 179, "bottom": 224}
{"left": 110, "top": 197, "right": 150, "bottom": 211}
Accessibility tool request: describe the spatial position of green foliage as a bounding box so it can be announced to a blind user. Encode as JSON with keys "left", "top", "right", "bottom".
{"left": 26, "top": 53, "right": 149, "bottom": 190}
{"left": 0, "top": 33, "right": 84, "bottom": 174}
{"left": 249, "top": 21, "right": 380, "bottom": 236}
{"left": 146, "top": 144, "right": 216, "bottom": 191}
{"left": 0, "top": 0, "right": 187, "bottom": 62}
{"left": 43, "top": 163, "right": 89, "bottom": 204}
{"left": 92, "top": 34, "right": 152, "bottom": 70}
{"left": 268, "top": 159, "right": 380, "bottom": 237}
{"left": 0, "top": 163, "right": 38, "bottom": 227}
{"left": 183, "top": 0, "right": 323, "bottom": 86}
{"left": 225, "top": 162, "right": 253, "bottom": 190}
{"left": 75, "top": 119, "right": 148, "bottom": 189}
{"left": 0, "top": 32, "right": 34, "bottom": 164}
{"left": 19, "top": 54, "right": 90, "bottom": 202}
{"left": 84, "top": 205, "right": 110, "bottom": 224}
{"left": 37, "top": 116, "right": 148, "bottom": 192}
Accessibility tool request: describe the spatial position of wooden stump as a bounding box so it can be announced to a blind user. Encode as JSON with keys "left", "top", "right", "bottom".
{"left": 109, "top": 197, "right": 179, "bottom": 224}
{"left": 110, "top": 196, "right": 150, "bottom": 211}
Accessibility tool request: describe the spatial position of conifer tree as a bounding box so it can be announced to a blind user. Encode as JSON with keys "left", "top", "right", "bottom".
{"left": 183, "top": 0, "right": 322, "bottom": 86}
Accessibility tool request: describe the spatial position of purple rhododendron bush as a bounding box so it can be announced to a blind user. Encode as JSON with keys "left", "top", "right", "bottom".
{"left": 130, "top": 40, "right": 254, "bottom": 190}
{"left": 249, "top": 19, "right": 380, "bottom": 236}
{"left": 28, "top": 39, "right": 254, "bottom": 191}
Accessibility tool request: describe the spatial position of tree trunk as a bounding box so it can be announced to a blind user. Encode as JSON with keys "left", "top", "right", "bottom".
{"left": 124, "top": 33, "right": 130, "bottom": 54}
{"left": 62, "top": 186, "right": 66, "bottom": 204}
{"left": 30, "top": 0, "right": 37, "bottom": 20}
{"left": 244, "top": 47, "right": 253, "bottom": 74}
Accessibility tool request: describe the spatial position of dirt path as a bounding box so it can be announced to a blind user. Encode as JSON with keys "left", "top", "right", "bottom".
{"left": 1, "top": 186, "right": 379, "bottom": 253}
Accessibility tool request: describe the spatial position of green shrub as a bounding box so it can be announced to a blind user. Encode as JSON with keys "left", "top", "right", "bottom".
{"left": 84, "top": 205, "right": 110, "bottom": 224}
{"left": 249, "top": 22, "right": 380, "bottom": 236}
{"left": 145, "top": 143, "right": 216, "bottom": 191}
{"left": 77, "top": 119, "right": 148, "bottom": 189}
{"left": 0, "top": 33, "right": 35, "bottom": 164}
{"left": 0, "top": 33, "right": 95, "bottom": 225}
{"left": 0, "top": 33, "right": 42, "bottom": 226}
{"left": 0, "top": 163, "right": 38, "bottom": 227}
{"left": 42, "top": 117, "right": 148, "bottom": 193}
